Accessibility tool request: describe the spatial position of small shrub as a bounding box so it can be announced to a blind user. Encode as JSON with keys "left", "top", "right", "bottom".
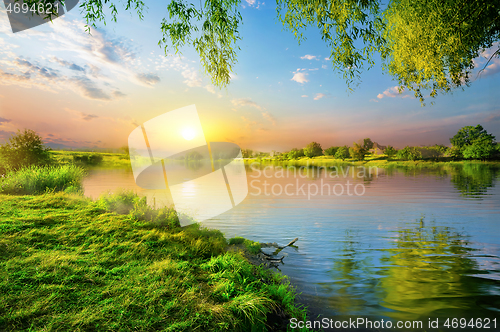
{"left": 0, "top": 129, "right": 52, "bottom": 172}
{"left": 97, "top": 190, "right": 180, "bottom": 229}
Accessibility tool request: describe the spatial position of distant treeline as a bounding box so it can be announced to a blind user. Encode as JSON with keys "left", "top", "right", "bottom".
{"left": 242, "top": 125, "right": 500, "bottom": 161}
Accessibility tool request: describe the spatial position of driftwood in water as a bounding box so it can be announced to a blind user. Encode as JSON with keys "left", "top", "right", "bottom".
{"left": 258, "top": 238, "right": 299, "bottom": 269}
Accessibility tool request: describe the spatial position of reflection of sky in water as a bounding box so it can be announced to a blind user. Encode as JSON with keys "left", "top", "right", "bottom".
{"left": 83, "top": 164, "right": 500, "bottom": 327}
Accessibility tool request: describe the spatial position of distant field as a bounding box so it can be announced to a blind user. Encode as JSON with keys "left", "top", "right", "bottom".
{"left": 50, "top": 150, "right": 131, "bottom": 169}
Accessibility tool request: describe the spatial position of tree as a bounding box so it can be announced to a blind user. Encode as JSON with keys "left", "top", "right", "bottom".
{"left": 363, "top": 138, "right": 374, "bottom": 151}
{"left": 241, "top": 149, "right": 254, "bottom": 158}
{"left": 396, "top": 146, "right": 422, "bottom": 161}
{"left": 462, "top": 138, "right": 495, "bottom": 160}
{"left": 324, "top": 146, "right": 339, "bottom": 157}
{"left": 0, "top": 129, "right": 52, "bottom": 171}
{"left": 450, "top": 125, "right": 496, "bottom": 156}
{"left": 384, "top": 146, "right": 397, "bottom": 158}
{"left": 303, "top": 142, "right": 323, "bottom": 158}
{"left": 287, "top": 148, "right": 305, "bottom": 160}
{"left": 334, "top": 146, "right": 350, "bottom": 161}
{"left": 349, "top": 143, "right": 367, "bottom": 161}
{"left": 44, "top": 0, "right": 498, "bottom": 102}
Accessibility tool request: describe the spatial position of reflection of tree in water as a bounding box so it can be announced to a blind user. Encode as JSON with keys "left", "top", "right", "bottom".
{"left": 377, "top": 218, "right": 499, "bottom": 322}
{"left": 180, "top": 159, "right": 205, "bottom": 171}
{"left": 450, "top": 164, "right": 500, "bottom": 198}
{"left": 321, "top": 218, "right": 499, "bottom": 324}
{"left": 321, "top": 229, "right": 374, "bottom": 315}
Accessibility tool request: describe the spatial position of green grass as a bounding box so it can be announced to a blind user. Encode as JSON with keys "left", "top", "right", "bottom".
{"left": 0, "top": 193, "right": 311, "bottom": 331}
{"left": 0, "top": 164, "right": 85, "bottom": 195}
{"left": 250, "top": 155, "right": 500, "bottom": 168}
{"left": 229, "top": 236, "right": 262, "bottom": 255}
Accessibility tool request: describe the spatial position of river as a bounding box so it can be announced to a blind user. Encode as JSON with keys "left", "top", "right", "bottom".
{"left": 82, "top": 162, "right": 500, "bottom": 330}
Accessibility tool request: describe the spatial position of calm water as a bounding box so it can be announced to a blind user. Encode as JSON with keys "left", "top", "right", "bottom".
{"left": 83, "top": 162, "right": 500, "bottom": 330}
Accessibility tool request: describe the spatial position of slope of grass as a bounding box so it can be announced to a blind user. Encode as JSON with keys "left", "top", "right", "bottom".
{"left": 0, "top": 193, "right": 310, "bottom": 331}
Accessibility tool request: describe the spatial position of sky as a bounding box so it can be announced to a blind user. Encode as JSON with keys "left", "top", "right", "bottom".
{"left": 0, "top": 1, "right": 499, "bottom": 152}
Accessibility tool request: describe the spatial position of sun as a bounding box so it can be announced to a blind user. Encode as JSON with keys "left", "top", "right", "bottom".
{"left": 181, "top": 127, "right": 196, "bottom": 140}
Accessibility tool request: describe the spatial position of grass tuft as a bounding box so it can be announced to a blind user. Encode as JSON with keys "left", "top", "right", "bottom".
{"left": 0, "top": 164, "right": 85, "bottom": 195}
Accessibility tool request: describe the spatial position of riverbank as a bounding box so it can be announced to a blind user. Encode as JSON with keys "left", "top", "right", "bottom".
{"left": 245, "top": 156, "right": 500, "bottom": 168}
{"left": 0, "top": 192, "right": 310, "bottom": 331}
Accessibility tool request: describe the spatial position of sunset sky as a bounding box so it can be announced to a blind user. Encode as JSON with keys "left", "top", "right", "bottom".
{"left": 0, "top": 1, "right": 499, "bottom": 152}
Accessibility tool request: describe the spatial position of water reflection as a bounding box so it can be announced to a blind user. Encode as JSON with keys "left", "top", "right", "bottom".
{"left": 321, "top": 218, "right": 500, "bottom": 326}
{"left": 450, "top": 164, "right": 500, "bottom": 198}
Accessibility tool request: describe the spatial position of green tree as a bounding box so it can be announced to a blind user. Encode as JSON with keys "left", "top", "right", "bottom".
{"left": 44, "top": 0, "right": 499, "bottom": 102}
{"left": 396, "top": 146, "right": 422, "bottom": 161}
{"left": 324, "top": 146, "right": 339, "bottom": 156}
{"left": 241, "top": 149, "right": 254, "bottom": 158}
{"left": 384, "top": 146, "right": 397, "bottom": 158}
{"left": 450, "top": 125, "right": 495, "bottom": 149}
{"left": 349, "top": 143, "right": 367, "bottom": 161}
{"left": 334, "top": 146, "right": 350, "bottom": 161}
{"left": 462, "top": 138, "right": 495, "bottom": 160}
{"left": 287, "top": 148, "right": 305, "bottom": 160}
{"left": 363, "top": 138, "right": 374, "bottom": 151}
{"left": 0, "top": 129, "right": 52, "bottom": 171}
{"left": 303, "top": 142, "right": 323, "bottom": 158}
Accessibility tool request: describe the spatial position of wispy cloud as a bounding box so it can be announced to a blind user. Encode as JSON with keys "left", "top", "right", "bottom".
{"left": 135, "top": 73, "right": 161, "bottom": 87}
{"left": 377, "top": 86, "right": 411, "bottom": 99}
{"left": 50, "top": 56, "right": 85, "bottom": 72}
{"left": 181, "top": 68, "right": 202, "bottom": 87}
{"left": 301, "top": 95, "right": 308, "bottom": 98}
{"left": 261, "top": 111, "right": 276, "bottom": 126}
{"left": 300, "top": 55, "right": 318, "bottom": 60}
{"left": 0, "top": 117, "right": 12, "bottom": 125}
{"left": 232, "top": 98, "right": 263, "bottom": 110}
{"left": 70, "top": 76, "right": 111, "bottom": 100}
{"left": 232, "top": 98, "right": 276, "bottom": 126}
{"left": 314, "top": 93, "right": 326, "bottom": 100}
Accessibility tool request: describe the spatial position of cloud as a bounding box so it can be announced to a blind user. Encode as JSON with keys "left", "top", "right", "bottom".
{"left": 81, "top": 113, "right": 99, "bottom": 121}
{"left": 314, "top": 93, "right": 326, "bottom": 100}
{"left": 50, "top": 57, "right": 85, "bottom": 71}
{"left": 242, "top": 0, "right": 264, "bottom": 8}
{"left": 0, "top": 117, "right": 11, "bottom": 125}
{"left": 15, "top": 58, "right": 58, "bottom": 79}
{"left": 135, "top": 73, "right": 161, "bottom": 86}
{"left": 301, "top": 95, "right": 308, "bottom": 98}
{"left": 291, "top": 69, "right": 309, "bottom": 84}
{"left": 112, "top": 90, "right": 126, "bottom": 98}
{"left": 324, "top": 57, "right": 330, "bottom": 61}
{"left": 0, "top": 69, "right": 31, "bottom": 83}
{"left": 232, "top": 98, "right": 263, "bottom": 111}
{"left": 204, "top": 85, "right": 216, "bottom": 93}
{"left": 322, "top": 64, "right": 328, "bottom": 69}
{"left": 300, "top": 55, "right": 318, "bottom": 60}
{"left": 233, "top": 98, "right": 275, "bottom": 126}
{"left": 70, "top": 77, "right": 111, "bottom": 100}
{"left": 377, "top": 86, "right": 411, "bottom": 99}
{"left": 181, "top": 68, "right": 202, "bottom": 87}
{"left": 261, "top": 112, "right": 276, "bottom": 126}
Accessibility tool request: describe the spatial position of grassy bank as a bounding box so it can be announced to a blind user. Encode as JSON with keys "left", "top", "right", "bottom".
{"left": 0, "top": 192, "right": 310, "bottom": 331}
{"left": 0, "top": 164, "right": 85, "bottom": 195}
{"left": 247, "top": 156, "right": 500, "bottom": 168}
